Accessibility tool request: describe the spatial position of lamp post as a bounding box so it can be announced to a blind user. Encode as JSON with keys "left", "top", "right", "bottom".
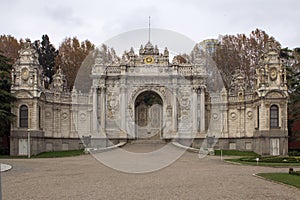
{"left": 256, "top": 157, "right": 259, "bottom": 166}
{"left": 27, "top": 129, "right": 30, "bottom": 159}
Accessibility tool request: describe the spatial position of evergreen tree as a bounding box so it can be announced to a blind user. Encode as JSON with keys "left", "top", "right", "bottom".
{"left": 280, "top": 48, "right": 300, "bottom": 139}
{"left": 34, "top": 35, "right": 58, "bottom": 88}
{"left": 0, "top": 53, "right": 15, "bottom": 153}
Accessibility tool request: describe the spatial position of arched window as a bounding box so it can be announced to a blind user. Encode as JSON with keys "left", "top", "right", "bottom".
{"left": 20, "top": 105, "right": 28, "bottom": 128}
{"left": 270, "top": 105, "right": 279, "bottom": 128}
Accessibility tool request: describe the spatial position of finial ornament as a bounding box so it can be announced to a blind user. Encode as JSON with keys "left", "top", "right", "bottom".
{"left": 148, "top": 16, "right": 151, "bottom": 42}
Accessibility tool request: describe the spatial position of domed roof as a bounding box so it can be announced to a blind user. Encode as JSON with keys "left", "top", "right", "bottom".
{"left": 139, "top": 41, "right": 160, "bottom": 55}
{"left": 144, "top": 41, "right": 154, "bottom": 50}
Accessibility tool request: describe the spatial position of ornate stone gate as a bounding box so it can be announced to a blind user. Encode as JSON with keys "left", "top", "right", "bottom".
{"left": 85, "top": 41, "right": 208, "bottom": 143}
{"left": 10, "top": 39, "right": 289, "bottom": 156}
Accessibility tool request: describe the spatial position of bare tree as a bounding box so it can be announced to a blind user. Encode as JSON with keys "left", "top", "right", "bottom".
{"left": 55, "top": 37, "right": 95, "bottom": 90}
{"left": 0, "top": 35, "right": 22, "bottom": 63}
{"left": 213, "top": 29, "right": 280, "bottom": 89}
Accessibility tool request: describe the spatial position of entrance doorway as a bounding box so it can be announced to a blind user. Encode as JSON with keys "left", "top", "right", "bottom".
{"left": 135, "top": 91, "right": 163, "bottom": 139}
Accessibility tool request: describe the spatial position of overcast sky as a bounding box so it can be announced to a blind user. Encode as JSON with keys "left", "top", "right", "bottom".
{"left": 1, "top": 0, "right": 299, "bottom": 49}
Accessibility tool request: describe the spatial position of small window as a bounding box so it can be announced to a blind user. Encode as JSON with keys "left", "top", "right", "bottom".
{"left": 20, "top": 105, "right": 28, "bottom": 128}
{"left": 270, "top": 105, "right": 279, "bottom": 128}
{"left": 229, "top": 143, "right": 236, "bottom": 150}
{"left": 245, "top": 142, "right": 252, "bottom": 150}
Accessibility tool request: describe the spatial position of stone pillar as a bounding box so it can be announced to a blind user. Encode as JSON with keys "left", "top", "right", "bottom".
{"left": 100, "top": 87, "right": 106, "bottom": 134}
{"left": 32, "top": 99, "right": 39, "bottom": 130}
{"left": 70, "top": 109, "right": 75, "bottom": 137}
{"left": 72, "top": 110, "right": 79, "bottom": 138}
{"left": 192, "top": 87, "right": 198, "bottom": 133}
{"left": 239, "top": 106, "right": 245, "bottom": 137}
{"left": 172, "top": 87, "right": 178, "bottom": 132}
{"left": 172, "top": 68, "right": 178, "bottom": 135}
{"left": 120, "top": 67, "right": 127, "bottom": 135}
{"left": 254, "top": 105, "right": 258, "bottom": 130}
{"left": 92, "top": 87, "right": 98, "bottom": 132}
{"left": 283, "top": 103, "right": 288, "bottom": 132}
{"left": 120, "top": 85, "right": 126, "bottom": 132}
{"left": 53, "top": 105, "right": 60, "bottom": 137}
{"left": 200, "top": 87, "right": 205, "bottom": 133}
{"left": 223, "top": 108, "right": 228, "bottom": 136}
{"left": 260, "top": 101, "right": 267, "bottom": 130}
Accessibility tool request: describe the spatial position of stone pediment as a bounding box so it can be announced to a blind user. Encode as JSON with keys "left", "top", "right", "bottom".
{"left": 15, "top": 39, "right": 39, "bottom": 65}
{"left": 39, "top": 92, "right": 46, "bottom": 101}
{"left": 266, "top": 91, "right": 284, "bottom": 98}
{"left": 15, "top": 90, "right": 33, "bottom": 98}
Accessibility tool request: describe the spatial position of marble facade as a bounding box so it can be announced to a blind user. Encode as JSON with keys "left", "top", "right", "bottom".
{"left": 10, "top": 39, "right": 289, "bottom": 156}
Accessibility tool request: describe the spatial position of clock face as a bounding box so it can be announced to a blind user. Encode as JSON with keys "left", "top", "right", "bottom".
{"left": 270, "top": 68, "right": 277, "bottom": 81}
{"left": 144, "top": 56, "right": 154, "bottom": 64}
{"left": 21, "top": 67, "right": 29, "bottom": 80}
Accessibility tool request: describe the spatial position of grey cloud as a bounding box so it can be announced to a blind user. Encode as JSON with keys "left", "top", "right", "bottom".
{"left": 0, "top": 0, "right": 299, "bottom": 48}
{"left": 44, "top": 5, "right": 82, "bottom": 26}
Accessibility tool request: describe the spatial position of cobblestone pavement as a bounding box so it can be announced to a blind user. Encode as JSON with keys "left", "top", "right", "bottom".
{"left": 1, "top": 144, "right": 300, "bottom": 200}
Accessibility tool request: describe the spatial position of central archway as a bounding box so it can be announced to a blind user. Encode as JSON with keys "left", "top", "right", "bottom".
{"left": 134, "top": 91, "right": 163, "bottom": 140}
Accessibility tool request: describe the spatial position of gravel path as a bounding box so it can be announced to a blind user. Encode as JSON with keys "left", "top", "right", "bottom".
{"left": 1, "top": 144, "right": 300, "bottom": 200}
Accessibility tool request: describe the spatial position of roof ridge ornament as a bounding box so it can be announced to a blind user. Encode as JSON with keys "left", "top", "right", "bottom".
{"left": 148, "top": 16, "right": 151, "bottom": 43}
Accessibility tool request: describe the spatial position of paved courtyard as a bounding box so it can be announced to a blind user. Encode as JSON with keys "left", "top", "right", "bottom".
{"left": 1, "top": 144, "right": 300, "bottom": 200}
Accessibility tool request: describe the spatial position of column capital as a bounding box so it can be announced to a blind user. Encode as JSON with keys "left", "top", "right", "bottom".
{"left": 92, "top": 86, "right": 98, "bottom": 91}
{"left": 192, "top": 86, "right": 200, "bottom": 93}
{"left": 120, "top": 86, "right": 127, "bottom": 93}
{"left": 100, "top": 87, "right": 106, "bottom": 93}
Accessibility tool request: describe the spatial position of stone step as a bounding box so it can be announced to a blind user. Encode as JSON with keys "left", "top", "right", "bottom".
{"left": 130, "top": 139, "right": 166, "bottom": 144}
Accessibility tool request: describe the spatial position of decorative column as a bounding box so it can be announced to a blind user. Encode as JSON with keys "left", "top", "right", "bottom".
{"left": 200, "top": 86, "right": 205, "bottom": 133}
{"left": 71, "top": 89, "right": 78, "bottom": 138}
{"left": 283, "top": 103, "right": 288, "bottom": 133}
{"left": 70, "top": 109, "right": 74, "bottom": 137}
{"left": 237, "top": 105, "right": 245, "bottom": 137}
{"left": 260, "top": 101, "right": 267, "bottom": 131}
{"left": 100, "top": 87, "right": 106, "bottom": 134}
{"left": 222, "top": 109, "right": 228, "bottom": 136}
{"left": 172, "top": 67, "right": 178, "bottom": 135}
{"left": 172, "top": 86, "right": 178, "bottom": 133}
{"left": 120, "top": 82, "right": 126, "bottom": 133}
{"left": 120, "top": 66, "right": 127, "bottom": 136}
{"left": 32, "top": 99, "right": 39, "bottom": 130}
{"left": 92, "top": 87, "right": 98, "bottom": 132}
{"left": 192, "top": 87, "right": 198, "bottom": 133}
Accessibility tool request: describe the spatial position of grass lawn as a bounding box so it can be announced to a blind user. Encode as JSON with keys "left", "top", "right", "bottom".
{"left": 214, "top": 149, "right": 259, "bottom": 156}
{"left": 225, "top": 157, "right": 300, "bottom": 167}
{"left": 0, "top": 149, "right": 85, "bottom": 159}
{"left": 257, "top": 173, "right": 300, "bottom": 188}
{"left": 0, "top": 155, "right": 27, "bottom": 159}
{"left": 32, "top": 149, "right": 85, "bottom": 158}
